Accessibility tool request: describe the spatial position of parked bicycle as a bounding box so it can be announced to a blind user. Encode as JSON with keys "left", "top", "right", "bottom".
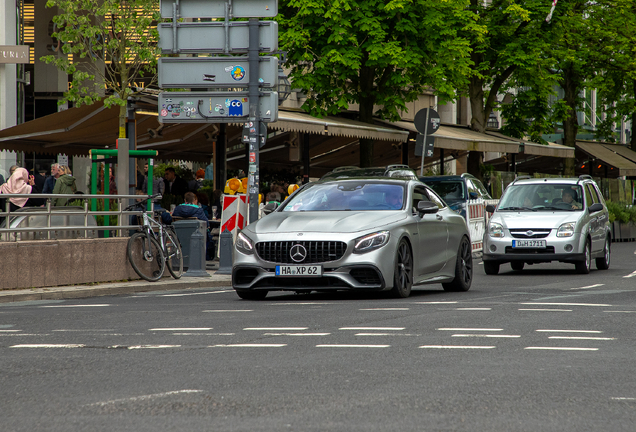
{"left": 124, "top": 195, "right": 183, "bottom": 282}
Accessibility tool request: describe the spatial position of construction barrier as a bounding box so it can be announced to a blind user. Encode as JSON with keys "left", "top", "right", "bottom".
{"left": 467, "top": 198, "right": 500, "bottom": 253}
{"left": 220, "top": 194, "right": 248, "bottom": 240}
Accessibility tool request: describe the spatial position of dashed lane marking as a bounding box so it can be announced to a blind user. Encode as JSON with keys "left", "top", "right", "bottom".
{"left": 210, "top": 344, "right": 287, "bottom": 348}
{"left": 519, "top": 309, "right": 572, "bottom": 312}
{"left": 571, "top": 284, "right": 605, "bottom": 290}
{"left": 11, "top": 344, "right": 85, "bottom": 348}
{"left": 354, "top": 333, "right": 418, "bottom": 336}
{"left": 451, "top": 334, "right": 520, "bottom": 338}
{"left": 316, "top": 344, "right": 390, "bottom": 348}
{"left": 419, "top": 345, "right": 495, "bottom": 349}
{"left": 40, "top": 304, "right": 111, "bottom": 308}
{"left": 0, "top": 330, "right": 20, "bottom": 332}
{"left": 126, "top": 345, "right": 181, "bottom": 349}
{"left": 86, "top": 390, "right": 204, "bottom": 406}
{"left": 359, "top": 308, "right": 410, "bottom": 311}
{"left": 612, "top": 397, "right": 636, "bottom": 401}
{"left": 438, "top": 328, "right": 503, "bottom": 331}
{"left": 149, "top": 328, "right": 212, "bottom": 331}
{"left": 269, "top": 302, "right": 331, "bottom": 305}
{"left": 604, "top": 311, "right": 636, "bottom": 313}
{"left": 202, "top": 310, "right": 253, "bottom": 313}
{"left": 519, "top": 302, "right": 611, "bottom": 307}
{"left": 536, "top": 329, "right": 602, "bottom": 333}
{"left": 525, "top": 347, "right": 599, "bottom": 351}
{"left": 339, "top": 327, "right": 405, "bottom": 331}
{"left": 623, "top": 270, "right": 636, "bottom": 278}
{"left": 411, "top": 301, "right": 458, "bottom": 304}
{"left": 244, "top": 327, "right": 307, "bottom": 331}
{"left": 160, "top": 291, "right": 231, "bottom": 297}
{"left": 548, "top": 336, "right": 615, "bottom": 341}
{"left": 52, "top": 329, "right": 115, "bottom": 332}
{"left": 456, "top": 308, "right": 492, "bottom": 311}
{"left": 263, "top": 333, "right": 330, "bottom": 336}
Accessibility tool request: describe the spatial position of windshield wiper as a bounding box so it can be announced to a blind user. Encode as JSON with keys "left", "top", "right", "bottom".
{"left": 536, "top": 205, "right": 576, "bottom": 211}
{"left": 498, "top": 206, "right": 536, "bottom": 211}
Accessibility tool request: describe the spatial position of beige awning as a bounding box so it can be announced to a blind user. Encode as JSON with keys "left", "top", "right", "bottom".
{"left": 484, "top": 131, "right": 574, "bottom": 158}
{"left": 269, "top": 111, "right": 409, "bottom": 142}
{"left": 380, "top": 120, "right": 521, "bottom": 153}
{"left": 576, "top": 141, "right": 636, "bottom": 177}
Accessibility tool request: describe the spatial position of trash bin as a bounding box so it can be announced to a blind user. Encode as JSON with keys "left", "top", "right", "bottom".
{"left": 172, "top": 219, "right": 207, "bottom": 270}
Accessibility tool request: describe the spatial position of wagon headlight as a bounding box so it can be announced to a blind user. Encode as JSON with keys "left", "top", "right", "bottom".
{"left": 236, "top": 231, "right": 254, "bottom": 254}
{"left": 353, "top": 231, "right": 390, "bottom": 254}
{"left": 488, "top": 222, "right": 504, "bottom": 238}
{"left": 557, "top": 222, "right": 575, "bottom": 238}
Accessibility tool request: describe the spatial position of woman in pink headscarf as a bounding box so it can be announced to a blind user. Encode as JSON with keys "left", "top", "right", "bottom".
{"left": 0, "top": 167, "right": 39, "bottom": 213}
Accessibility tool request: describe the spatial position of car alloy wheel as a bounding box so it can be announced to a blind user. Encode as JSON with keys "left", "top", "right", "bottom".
{"left": 443, "top": 236, "right": 473, "bottom": 292}
{"left": 575, "top": 240, "right": 591, "bottom": 274}
{"left": 391, "top": 239, "right": 413, "bottom": 298}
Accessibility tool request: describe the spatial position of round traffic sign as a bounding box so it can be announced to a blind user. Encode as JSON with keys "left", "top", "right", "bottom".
{"left": 414, "top": 108, "right": 441, "bottom": 135}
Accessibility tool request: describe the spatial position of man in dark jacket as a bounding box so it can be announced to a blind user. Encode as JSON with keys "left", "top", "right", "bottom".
{"left": 42, "top": 164, "right": 59, "bottom": 194}
{"left": 163, "top": 167, "right": 189, "bottom": 199}
{"left": 162, "top": 192, "right": 208, "bottom": 224}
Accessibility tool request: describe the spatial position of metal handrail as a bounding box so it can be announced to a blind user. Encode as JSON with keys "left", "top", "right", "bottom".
{"left": 0, "top": 193, "right": 159, "bottom": 241}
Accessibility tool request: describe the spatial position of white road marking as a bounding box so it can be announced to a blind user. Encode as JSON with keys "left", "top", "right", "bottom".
{"left": 548, "top": 336, "right": 615, "bottom": 341}
{"left": 0, "top": 330, "right": 20, "bottom": 332}
{"left": 612, "top": 397, "right": 636, "bottom": 401}
{"left": 536, "top": 329, "right": 602, "bottom": 333}
{"left": 525, "top": 347, "right": 599, "bottom": 351}
{"left": 316, "top": 344, "right": 390, "bottom": 348}
{"left": 86, "top": 390, "right": 204, "bottom": 406}
{"left": 0, "top": 334, "right": 50, "bottom": 336}
{"left": 419, "top": 345, "right": 495, "bottom": 349}
{"left": 438, "top": 328, "right": 503, "bottom": 331}
{"left": 202, "top": 310, "right": 253, "bottom": 313}
{"left": 40, "top": 304, "right": 110, "bottom": 308}
{"left": 11, "top": 344, "right": 85, "bottom": 348}
{"left": 339, "top": 327, "right": 405, "bottom": 331}
{"left": 519, "top": 302, "right": 611, "bottom": 307}
{"left": 243, "top": 327, "right": 307, "bottom": 331}
{"left": 160, "top": 291, "right": 230, "bottom": 297}
{"left": 149, "top": 328, "right": 212, "bottom": 331}
{"left": 52, "top": 329, "right": 115, "bottom": 332}
{"left": 355, "top": 333, "right": 417, "bottom": 336}
{"left": 623, "top": 270, "right": 636, "bottom": 278}
{"left": 451, "top": 334, "right": 520, "bottom": 338}
{"left": 269, "top": 302, "right": 331, "bottom": 305}
{"left": 126, "top": 345, "right": 181, "bottom": 349}
{"left": 263, "top": 333, "right": 330, "bottom": 336}
{"left": 359, "top": 308, "right": 410, "bottom": 311}
{"left": 170, "top": 333, "right": 235, "bottom": 336}
{"left": 604, "top": 311, "right": 636, "bottom": 313}
{"left": 211, "top": 344, "right": 287, "bottom": 347}
{"left": 456, "top": 308, "right": 492, "bottom": 311}
{"left": 411, "top": 301, "right": 458, "bottom": 304}
{"left": 571, "top": 284, "right": 605, "bottom": 290}
{"left": 519, "top": 309, "right": 572, "bottom": 312}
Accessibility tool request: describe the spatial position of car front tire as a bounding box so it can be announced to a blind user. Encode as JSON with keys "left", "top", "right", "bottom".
{"left": 391, "top": 239, "right": 413, "bottom": 298}
{"left": 443, "top": 236, "right": 472, "bottom": 292}
{"left": 575, "top": 239, "right": 591, "bottom": 274}
{"left": 511, "top": 261, "right": 524, "bottom": 271}
{"left": 236, "top": 290, "right": 268, "bottom": 300}
{"left": 483, "top": 261, "right": 500, "bottom": 275}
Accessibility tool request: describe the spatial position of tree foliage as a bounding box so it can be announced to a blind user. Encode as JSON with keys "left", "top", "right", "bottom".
{"left": 41, "top": 0, "right": 160, "bottom": 137}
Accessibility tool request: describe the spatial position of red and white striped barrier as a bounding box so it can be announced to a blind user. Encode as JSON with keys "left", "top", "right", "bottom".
{"left": 467, "top": 198, "right": 500, "bottom": 253}
{"left": 220, "top": 194, "right": 248, "bottom": 239}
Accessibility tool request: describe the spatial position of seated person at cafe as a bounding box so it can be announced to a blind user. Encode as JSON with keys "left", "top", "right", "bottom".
{"left": 162, "top": 192, "right": 208, "bottom": 224}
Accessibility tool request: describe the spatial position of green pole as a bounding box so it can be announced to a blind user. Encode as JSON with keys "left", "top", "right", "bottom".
{"left": 104, "top": 162, "right": 110, "bottom": 238}
{"left": 91, "top": 153, "right": 97, "bottom": 212}
{"left": 147, "top": 158, "right": 154, "bottom": 212}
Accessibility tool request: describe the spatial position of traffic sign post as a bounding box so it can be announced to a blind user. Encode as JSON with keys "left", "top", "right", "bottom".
{"left": 414, "top": 108, "right": 440, "bottom": 176}
{"left": 158, "top": 56, "right": 279, "bottom": 88}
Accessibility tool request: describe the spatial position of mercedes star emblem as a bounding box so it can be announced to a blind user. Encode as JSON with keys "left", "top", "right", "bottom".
{"left": 290, "top": 244, "right": 307, "bottom": 263}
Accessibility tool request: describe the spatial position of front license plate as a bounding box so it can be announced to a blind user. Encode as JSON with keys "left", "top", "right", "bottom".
{"left": 275, "top": 265, "right": 322, "bottom": 277}
{"left": 512, "top": 239, "right": 547, "bottom": 248}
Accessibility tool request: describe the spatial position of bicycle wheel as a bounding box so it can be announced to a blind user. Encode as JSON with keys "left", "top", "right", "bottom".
{"left": 164, "top": 227, "right": 184, "bottom": 279}
{"left": 127, "top": 232, "right": 165, "bottom": 282}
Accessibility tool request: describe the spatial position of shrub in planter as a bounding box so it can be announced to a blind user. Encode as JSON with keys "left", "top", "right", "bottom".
{"left": 606, "top": 201, "right": 636, "bottom": 224}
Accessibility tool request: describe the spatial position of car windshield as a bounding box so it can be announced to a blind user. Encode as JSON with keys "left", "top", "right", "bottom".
{"left": 422, "top": 181, "right": 465, "bottom": 202}
{"left": 280, "top": 181, "right": 405, "bottom": 212}
{"left": 498, "top": 184, "right": 584, "bottom": 211}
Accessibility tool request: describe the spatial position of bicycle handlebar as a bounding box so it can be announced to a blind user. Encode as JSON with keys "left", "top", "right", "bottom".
{"left": 123, "top": 194, "right": 163, "bottom": 212}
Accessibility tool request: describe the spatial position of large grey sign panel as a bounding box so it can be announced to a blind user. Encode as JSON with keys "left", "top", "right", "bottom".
{"left": 161, "top": 0, "right": 277, "bottom": 18}
{"left": 159, "top": 56, "right": 278, "bottom": 88}
{"left": 158, "top": 21, "right": 278, "bottom": 53}
{"left": 158, "top": 92, "right": 278, "bottom": 123}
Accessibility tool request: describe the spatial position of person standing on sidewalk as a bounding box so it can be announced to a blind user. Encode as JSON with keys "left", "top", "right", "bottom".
{"left": 42, "top": 163, "right": 60, "bottom": 194}
{"left": 52, "top": 166, "right": 78, "bottom": 206}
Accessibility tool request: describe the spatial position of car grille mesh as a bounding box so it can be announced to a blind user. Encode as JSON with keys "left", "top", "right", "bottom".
{"left": 510, "top": 229, "right": 551, "bottom": 239}
{"left": 255, "top": 241, "right": 347, "bottom": 264}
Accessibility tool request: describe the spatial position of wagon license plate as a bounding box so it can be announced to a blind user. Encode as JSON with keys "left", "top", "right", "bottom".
{"left": 512, "top": 239, "right": 547, "bottom": 248}
{"left": 275, "top": 265, "right": 322, "bottom": 277}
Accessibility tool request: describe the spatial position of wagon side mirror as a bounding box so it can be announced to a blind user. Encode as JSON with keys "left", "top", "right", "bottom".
{"left": 588, "top": 203, "right": 603, "bottom": 213}
{"left": 486, "top": 204, "right": 496, "bottom": 213}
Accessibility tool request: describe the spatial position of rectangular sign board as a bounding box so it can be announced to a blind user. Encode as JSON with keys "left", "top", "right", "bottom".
{"left": 161, "top": 0, "right": 277, "bottom": 19}
{"left": 158, "top": 91, "right": 278, "bottom": 123}
{"left": 158, "top": 21, "right": 278, "bottom": 54}
{"left": 159, "top": 56, "right": 278, "bottom": 88}
{"left": 0, "top": 45, "right": 30, "bottom": 64}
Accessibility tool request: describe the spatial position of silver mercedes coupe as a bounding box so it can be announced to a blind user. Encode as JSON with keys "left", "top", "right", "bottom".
{"left": 232, "top": 177, "right": 473, "bottom": 299}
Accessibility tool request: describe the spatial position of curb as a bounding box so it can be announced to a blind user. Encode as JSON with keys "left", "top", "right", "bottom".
{"left": 0, "top": 276, "right": 232, "bottom": 304}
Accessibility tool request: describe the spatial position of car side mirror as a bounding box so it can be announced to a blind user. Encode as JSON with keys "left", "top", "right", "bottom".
{"left": 588, "top": 203, "right": 603, "bottom": 213}
{"left": 417, "top": 201, "right": 439, "bottom": 216}
{"left": 486, "top": 204, "right": 496, "bottom": 213}
{"left": 469, "top": 192, "right": 478, "bottom": 200}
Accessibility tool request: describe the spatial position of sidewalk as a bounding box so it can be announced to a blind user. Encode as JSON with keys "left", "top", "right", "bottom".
{"left": 0, "top": 261, "right": 232, "bottom": 304}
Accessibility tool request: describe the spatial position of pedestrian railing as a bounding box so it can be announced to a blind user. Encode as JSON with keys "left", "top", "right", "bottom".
{"left": 0, "top": 193, "right": 154, "bottom": 242}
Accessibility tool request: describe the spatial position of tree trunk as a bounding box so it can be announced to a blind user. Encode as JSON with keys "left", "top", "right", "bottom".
{"left": 631, "top": 111, "right": 636, "bottom": 153}
{"left": 467, "top": 75, "right": 486, "bottom": 179}
{"left": 561, "top": 66, "right": 580, "bottom": 176}
{"left": 358, "top": 65, "right": 376, "bottom": 168}
{"left": 119, "top": 104, "right": 127, "bottom": 139}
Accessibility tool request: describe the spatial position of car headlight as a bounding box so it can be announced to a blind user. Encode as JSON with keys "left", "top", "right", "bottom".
{"left": 353, "top": 231, "right": 390, "bottom": 254}
{"left": 236, "top": 231, "right": 254, "bottom": 254}
{"left": 557, "top": 222, "right": 575, "bottom": 238}
{"left": 488, "top": 222, "right": 504, "bottom": 238}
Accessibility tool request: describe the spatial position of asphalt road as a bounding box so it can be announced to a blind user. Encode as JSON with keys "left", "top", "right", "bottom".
{"left": 2, "top": 242, "right": 636, "bottom": 432}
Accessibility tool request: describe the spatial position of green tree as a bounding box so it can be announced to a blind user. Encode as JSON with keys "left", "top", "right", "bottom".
{"left": 41, "top": 0, "right": 160, "bottom": 138}
{"left": 460, "top": 0, "right": 558, "bottom": 177}
{"left": 278, "top": 0, "right": 482, "bottom": 167}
